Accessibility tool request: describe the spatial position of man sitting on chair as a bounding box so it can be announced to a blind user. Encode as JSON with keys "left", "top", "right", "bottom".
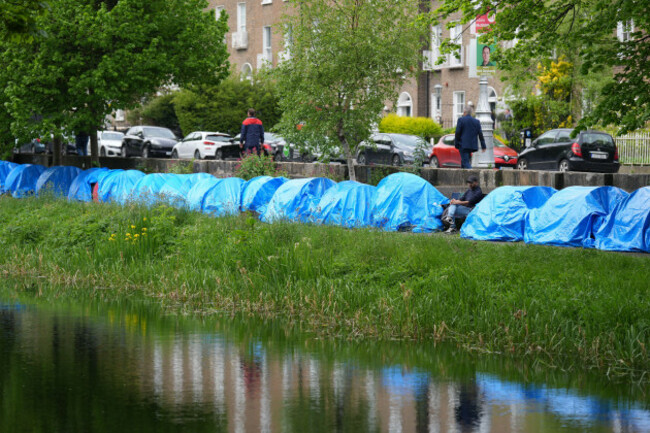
{"left": 444, "top": 175, "right": 483, "bottom": 233}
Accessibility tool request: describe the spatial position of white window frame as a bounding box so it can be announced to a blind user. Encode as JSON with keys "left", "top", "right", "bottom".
{"left": 432, "top": 93, "right": 441, "bottom": 121}
{"left": 263, "top": 26, "right": 272, "bottom": 60}
{"left": 449, "top": 23, "right": 463, "bottom": 67}
{"left": 237, "top": 3, "right": 246, "bottom": 33}
{"left": 397, "top": 92, "right": 413, "bottom": 117}
{"left": 431, "top": 25, "right": 442, "bottom": 65}
{"left": 617, "top": 20, "right": 634, "bottom": 42}
{"left": 262, "top": 0, "right": 272, "bottom": 4}
{"left": 453, "top": 91, "right": 465, "bottom": 124}
{"left": 215, "top": 5, "right": 224, "bottom": 18}
{"left": 241, "top": 63, "right": 253, "bottom": 81}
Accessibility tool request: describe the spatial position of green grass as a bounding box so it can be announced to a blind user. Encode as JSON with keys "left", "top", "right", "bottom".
{"left": 0, "top": 195, "right": 648, "bottom": 381}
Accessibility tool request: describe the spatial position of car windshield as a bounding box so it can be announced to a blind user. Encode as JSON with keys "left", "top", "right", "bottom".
{"left": 206, "top": 135, "right": 232, "bottom": 142}
{"left": 391, "top": 134, "right": 426, "bottom": 148}
{"left": 143, "top": 127, "right": 176, "bottom": 139}
{"left": 581, "top": 133, "right": 614, "bottom": 148}
{"left": 101, "top": 132, "right": 123, "bottom": 141}
{"left": 265, "top": 132, "right": 284, "bottom": 143}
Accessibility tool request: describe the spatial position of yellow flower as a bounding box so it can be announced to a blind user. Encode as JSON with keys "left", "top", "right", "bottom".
{"left": 134, "top": 234, "right": 139, "bottom": 238}
{"left": 143, "top": 217, "right": 147, "bottom": 221}
{"left": 126, "top": 233, "right": 132, "bottom": 237}
{"left": 142, "top": 233, "right": 147, "bottom": 236}
{"left": 131, "top": 225, "right": 136, "bottom": 229}
{"left": 142, "top": 227, "right": 147, "bottom": 231}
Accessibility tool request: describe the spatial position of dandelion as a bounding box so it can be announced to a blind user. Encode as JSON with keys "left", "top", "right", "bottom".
{"left": 134, "top": 234, "right": 139, "bottom": 238}
{"left": 143, "top": 217, "right": 147, "bottom": 221}
{"left": 142, "top": 227, "right": 147, "bottom": 231}
{"left": 142, "top": 233, "right": 147, "bottom": 236}
{"left": 130, "top": 225, "right": 136, "bottom": 229}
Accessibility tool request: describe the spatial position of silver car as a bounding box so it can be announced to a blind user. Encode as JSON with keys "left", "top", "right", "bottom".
{"left": 87, "top": 131, "right": 125, "bottom": 157}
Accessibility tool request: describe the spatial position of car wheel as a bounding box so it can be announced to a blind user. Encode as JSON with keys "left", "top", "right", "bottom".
{"left": 215, "top": 149, "right": 223, "bottom": 160}
{"left": 100, "top": 147, "right": 106, "bottom": 157}
{"left": 430, "top": 156, "right": 440, "bottom": 168}
{"left": 391, "top": 154, "right": 401, "bottom": 166}
{"left": 517, "top": 158, "right": 528, "bottom": 170}
{"left": 357, "top": 152, "right": 367, "bottom": 165}
{"left": 558, "top": 159, "right": 570, "bottom": 172}
{"left": 171, "top": 149, "right": 178, "bottom": 159}
{"left": 194, "top": 150, "right": 201, "bottom": 160}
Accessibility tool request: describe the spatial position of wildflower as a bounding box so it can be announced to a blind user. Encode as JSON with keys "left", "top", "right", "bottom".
{"left": 131, "top": 225, "right": 136, "bottom": 229}
{"left": 142, "top": 227, "right": 147, "bottom": 231}
{"left": 143, "top": 217, "right": 147, "bottom": 221}
{"left": 142, "top": 233, "right": 147, "bottom": 236}
{"left": 126, "top": 233, "right": 132, "bottom": 238}
{"left": 134, "top": 234, "right": 139, "bottom": 238}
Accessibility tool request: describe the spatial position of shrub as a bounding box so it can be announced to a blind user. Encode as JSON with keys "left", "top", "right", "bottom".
{"left": 379, "top": 114, "right": 442, "bottom": 140}
{"left": 234, "top": 153, "right": 287, "bottom": 180}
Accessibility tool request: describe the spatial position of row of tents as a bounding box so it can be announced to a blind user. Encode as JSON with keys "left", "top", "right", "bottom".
{"left": 1, "top": 160, "right": 648, "bottom": 253}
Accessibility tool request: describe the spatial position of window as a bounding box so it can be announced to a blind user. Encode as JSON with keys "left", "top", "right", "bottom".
{"left": 617, "top": 20, "right": 634, "bottom": 42}
{"left": 449, "top": 23, "right": 463, "bottom": 66}
{"left": 432, "top": 93, "right": 441, "bottom": 122}
{"left": 215, "top": 5, "right": 224, "bottom": 18}
{"left": 536, "top": 131, "right": 557, "bottom": 145}
{"left": 263, "top": 26, "right": 272, "bottom": 60}
{"left": 556, "top": 131, "right": 572, "bottom": 143}
{"left": 453, "top": 91, "right": 465, "bottom": 124}
{"left": 431, "top": 25, "right": 442, "bottom": 64}
{"left": 241, "top": 63, "right": 253, "bottom": 81}
{"left": 237, "top": 3, "right": 246, "bottom": 33}
{"left": 396, "top": 92, "right": 412, "bottom": 117}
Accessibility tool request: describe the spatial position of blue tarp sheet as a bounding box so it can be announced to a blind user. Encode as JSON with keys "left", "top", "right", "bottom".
{"left": 202, "top": 177, "right": 245, "bottom": 216}
{"left": 0, "top": 161, "right": 19, "bottom": 191}
{"left": 97, "top": 169, "right": 144, "bottom": 204}
{"left": 594, "top": 187, "right": 650, "bottom": 253}
{"left": 461, "top": 186, "right": 557, "bottom": 241}
{"left": 525, "top": 186, "right": 629, "bottom": 248}
{"left": 158, "top": 173, "right": 214, "bottom": 207}
{"left": 313, "top": 181, "right": 376, "bottom": 228}
{"left": 241, "top": 176, "right": 288, "bottom": 215}
{"left": 4, "top": 164, "right": 47, "bottom": 198}
{"left": 67, "top": 168, "right": 111, "bottom": 202}
{"left": 186, "top": 177, "right": 222, "bottom": 211}
{"left": 371, "top": 173, "right": 449, "bottom": 232}
{"left": 35, "top": 166, "right": 82, "bottom": 197}
{"left": 261, "top": 177, "right": 336, "bottom": 223}
{"left": 131, "top": 173, "right": 184, "bottom": 206}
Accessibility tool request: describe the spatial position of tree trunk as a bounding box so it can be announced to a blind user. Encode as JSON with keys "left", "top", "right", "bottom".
{"left": 53, "top": 136, "right": 62, "bottom": 166}
{"left": 90, "top": 130, "right": 99, "bottom": 166}
{"left": 336, "top": 123, "right": 356, "bottom": 181}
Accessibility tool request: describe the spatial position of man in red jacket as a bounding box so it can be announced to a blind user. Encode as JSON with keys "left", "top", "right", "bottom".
{"left": 240, "top": 108, "right": 265, "bottom": 155}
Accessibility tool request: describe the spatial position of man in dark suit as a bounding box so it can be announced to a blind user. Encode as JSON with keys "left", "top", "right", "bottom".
{"left": 454, "top": 106, "right": 486, "bottom": 169}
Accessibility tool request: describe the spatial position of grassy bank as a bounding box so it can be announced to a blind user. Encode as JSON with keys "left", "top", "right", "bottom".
{"left": 0, "top": 195, "right": 648, "bottom": 380}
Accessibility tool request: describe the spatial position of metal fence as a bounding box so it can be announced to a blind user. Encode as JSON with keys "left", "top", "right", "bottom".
{"left": 616, "top": 132, "right": 650, "bottom": 164}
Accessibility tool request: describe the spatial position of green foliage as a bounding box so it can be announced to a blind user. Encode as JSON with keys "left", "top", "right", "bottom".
{"left": 379, "top": 114, "right": 442, "bottom": 140}
{"left": 0, "top": 0, "right": 48, "bottom": 43}
{"left": 234, "top": 153, "right": 286, "bottom": 181}
{"left": 167, "top": 160, "right": 194, "bottom": 175}
{"left": 173, "top": 72, "right": 281, "bottom": 137}
{"left": 128, "top": 93, "right": 181, "bottom": 135}
{"left": 274, "top": 0, "right": 427, "bottom": 181}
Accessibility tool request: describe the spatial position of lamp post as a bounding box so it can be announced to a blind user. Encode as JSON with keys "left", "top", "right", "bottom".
{"left": 434, "top": 84, "right": 442, "bottom": 123}
{"left": 473, "top": 75, "right": 495, "bottom": 168}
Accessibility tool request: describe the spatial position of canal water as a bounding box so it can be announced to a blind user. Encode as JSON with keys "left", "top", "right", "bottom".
{"left": 0, "top": 297, "right": 648, "bottom": 433}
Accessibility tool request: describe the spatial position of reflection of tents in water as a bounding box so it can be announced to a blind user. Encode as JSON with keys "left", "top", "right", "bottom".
{"left": 461, "top": 186, "right": 556, "bottom": 242}
{"left": 97, "top": 170, "right": 145, "bottom": 204}
{"left": 36, "top": 166, "right": 82, "bottom": 197}
{"left": 313, "top": 181, "right": 376, "bottom": 228}
{"left": 525, "top": 186, "right": 628, "bottom": 248}
{"left": 261, "top": 177, "right": 335, "bottom": 223}
{"left": 68, "top": 168, "right": 110, "bottom": 202}
{"left": 202, "top": 177, "right": 245, "bottom": 216}
{"left": 594, "top": 187, "right": 650, "bottom": 253}
{"left": 241, "top": 176, "right": 288, "bottom": 215}
{"left": 4, "top": 164, "right": 46, "bottom": 198}
{"left": 371, "top": 173, "right": 449, "bottom": 232}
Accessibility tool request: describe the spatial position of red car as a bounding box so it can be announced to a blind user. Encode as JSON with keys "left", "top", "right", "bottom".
{"left": 429, "top": 134, "right": 518, "bottom": 168}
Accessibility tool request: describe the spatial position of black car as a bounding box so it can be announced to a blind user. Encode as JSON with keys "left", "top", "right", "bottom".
{"left": 357, "top": 133, "right": 428, "bottom": 166}
{"left": 122, "top": 126, "right": 178, "bottom": 158}
{"left": 516, "top": 129, "right": 620, "bottom": 173}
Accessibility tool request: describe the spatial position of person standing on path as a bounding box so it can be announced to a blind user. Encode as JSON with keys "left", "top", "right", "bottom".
{"left": 240, "top": 108, "right": 264, "bottom": 156}
{"left": 454, "top": 106, "right": 486, "bottom": 169}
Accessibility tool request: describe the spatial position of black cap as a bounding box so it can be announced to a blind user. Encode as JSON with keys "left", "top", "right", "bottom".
{"left": 466, "top": 175, "right": 479, "bottom": 183}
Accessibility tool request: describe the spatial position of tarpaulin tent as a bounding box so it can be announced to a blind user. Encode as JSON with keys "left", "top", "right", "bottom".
{"left": 186, "top": 177, "right": 222, "bottom": 211}
{"left": 525, "top": 186, "right": 628, "bottom": 248}
{"left": 260, "top": 177, "right": 335, "bottom": 223}
{"left": 0, "top": 161, "right": 19, "bottom": 191}
{"left": 202, "top": 177, "right": 245, "bottom": 216}
{"left": 4, "top": 164, "right": 46, "bottom": 198}
{"left": 241, "top": 176, "right": 288, "bottom": 215}
{"left": 35, "top": 166, "right": 82, "bottom": 197}
{"left": 461, "top": 186, "right": 557, "bottom": 242}
{"left": 97, "top": 169, "right": 144, "bottom": 204}
{"left": 371, "top": 173, "right": 449, "bottom": 232}
{"left": 131, "top": 173, "right": 183, "bottom": 206}
{"left": 313, "top": 181, "right": 376, "bottom": 228}
{"left": 594, "top": 187, "right": 650, "bottom": 253}
{"left": 67, "top": 168, "right": 111, "bottom": 202}
{"left": 158, "top": 173, "right": 214, "bottom": 208}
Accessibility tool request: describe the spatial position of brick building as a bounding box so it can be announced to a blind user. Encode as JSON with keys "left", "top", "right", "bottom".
{"left": 207, "top": 0, "right": 508, "bottom": 128}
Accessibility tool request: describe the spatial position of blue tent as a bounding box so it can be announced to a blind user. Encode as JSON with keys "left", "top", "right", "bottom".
{"left": 461, "top": 186, "right": 557, "bottom": 242}
{"left": 67, "top": 168, "right": 111, "bottom": 202}
{"left": 313, "top": 181, "right": 376, "bottom": 228}
{"left": 594, "top": 187, "right": 650, "bottom": 253}
{"left": 35, "top": 166, "right": 82, "bottom": 197}
{"left": 157, "top": 173, "right": 214, "bottom": 208}
{"left": 525, "top": 186, "right": 628, "bottom": 248}
{"left": 131, "top": 173, "right": 182, "bottom": 206}
{"left": 241, "top": 176, "right": 288, "bottom": 215}
{"left": 0, "top": 161, "right": 19, "bottom": 192}
{"left": 97, "top": 169, "right": 145, "bottom": 204}
{"left": 260, "top": 177, "right": 335, "bottom": 223}
{"left": 4, "top": 164, "right": 47, "bottom": 198}
{"left": 371, "top": 173, "right": 449, "bottom": 232}
{"left": 186, "top": 177, "right": 222, "bottom": 211}
{"left": 202, "top": 177, "right": 245, "bottom": 216}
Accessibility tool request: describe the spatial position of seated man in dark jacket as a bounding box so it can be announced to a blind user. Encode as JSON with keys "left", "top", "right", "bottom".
{"left": 444, "top": 175, "right": 483, "bottom": 233}
{"left": 240, "top": 108, "right": 264, "bottom": 155}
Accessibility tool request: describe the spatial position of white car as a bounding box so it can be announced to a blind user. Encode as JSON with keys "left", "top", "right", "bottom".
{"left": 171, "top": 131, "right": 234, "bottom": 160}
{"left": 86, "top": 131, "right": 125, "bottom": 157}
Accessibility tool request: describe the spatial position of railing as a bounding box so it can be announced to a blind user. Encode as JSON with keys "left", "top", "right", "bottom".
{"left": 616, "top": 132, "right": 650, "bottom": 164}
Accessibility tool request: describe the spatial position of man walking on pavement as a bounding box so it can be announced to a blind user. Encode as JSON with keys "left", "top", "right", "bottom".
{"left": 454, "top": 106, "right": 486, "bottom": 169}
{"left": 240, "top": 108, "right": 264, "bottom": 156}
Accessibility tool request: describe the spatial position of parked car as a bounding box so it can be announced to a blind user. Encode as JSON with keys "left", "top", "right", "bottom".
{"left": 429, "top": 134, "right": 518, "bottom": 168}
{"left": 14, "top": 135, "right": 76, "bottom": 155}
{"left": 14, "top": 138, "right": 46, "bottom": 154}
{"left": 171, "top": 131, "right": 234, "bottom": 160}
{"left": 231, "top": 133, "right": 284, "bottom": 160}
{"left": 357, "top": 133, "right": 428, "bottom": 166}
{"left": 516, "top": 129, "right": 620, "bottom": 173}
{"left": 121, "top": 126, "right": 178, "bottom": 158}
{"left": 87, "top": 131, "right": 125, "bottom": 157}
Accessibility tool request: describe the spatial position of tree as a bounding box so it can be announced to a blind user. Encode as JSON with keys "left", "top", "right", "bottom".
{"left": 0, "top": 0, "right": 229, "bottom": 162}
{"left": 431, "top": 0, "right": 649, "bottom": 134}
{"left": 273, "top": 0, "right": 426, "bottom": 181}
{"left": 127, "top": 93, "right": 181, "bottom": 136}
{"left": 0, "top": 0, "right": 48, "bottom": 42}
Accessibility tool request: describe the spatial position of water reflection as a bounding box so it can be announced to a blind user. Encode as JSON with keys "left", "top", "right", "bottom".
{"left": 0, "top": 300, "right": 648, "bottom": 433}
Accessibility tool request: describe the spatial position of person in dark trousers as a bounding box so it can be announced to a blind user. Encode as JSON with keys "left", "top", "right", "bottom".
{"left": 454, "top": 106, "right": 486, "bottom": 169}
{"left": 75, "top": 131, "right": 89, "bottom": 156}
{"left": 240, "top": 108, "right": 264, "bottom": 156}
{"left": 444, "top": 175, "right": 483, "bottom": 233}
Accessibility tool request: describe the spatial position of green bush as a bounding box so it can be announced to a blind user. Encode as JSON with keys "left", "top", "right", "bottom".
{"left": 378, "top": 114, "right": 442, "bottom": 140}
{"left": 234, "top": 153, "right": 287, "bottom": 180}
